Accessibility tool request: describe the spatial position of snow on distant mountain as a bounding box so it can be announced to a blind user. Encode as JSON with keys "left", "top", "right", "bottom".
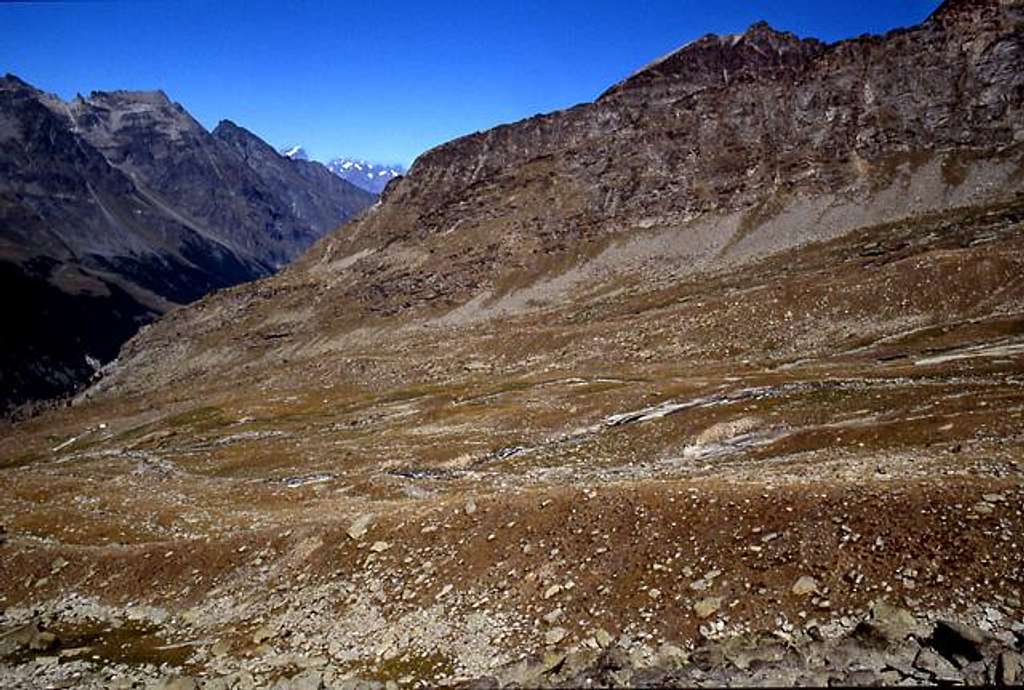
{"left": 280, "top": 145, "right": 309, "bottom": 161}
{"left": 326, "top": 158, "right": 405, "bottom": 194}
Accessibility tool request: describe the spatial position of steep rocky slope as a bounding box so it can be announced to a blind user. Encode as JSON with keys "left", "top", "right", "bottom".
{"left": 2, "top": 0, "right": 1024, "bottom": 687}
{"left": 212, "top": 121, "right": 375, "bottom": 246}
{"left": 88, "top": 0, "right": 1023, "bottom": 399}
{"left": 0, "top": 76, "right": 374, "bottom": 414}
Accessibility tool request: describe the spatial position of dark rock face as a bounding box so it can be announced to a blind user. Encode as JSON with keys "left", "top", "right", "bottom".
{"left": 0, "top": 259, "right": 155, "bottom": 416}
{"left": 0, "top": 75, "right": 374, "bottom": 414}
{"left": 212, "top": 120, "right": 375, "bottom": 247}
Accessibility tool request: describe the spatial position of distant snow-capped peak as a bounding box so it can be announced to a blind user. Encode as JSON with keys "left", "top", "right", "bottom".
{"left": 326, "top": 158, "right": 405, "bottom": 194}
{"left": 280, "top": 145, "right": 309, "bottom": 161}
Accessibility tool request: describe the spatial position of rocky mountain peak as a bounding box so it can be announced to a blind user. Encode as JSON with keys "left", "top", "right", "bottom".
{"left": 280, "top": 144, "right": 309, "bottom": 161}
{"left": 930, "top": 0, "right": 1022, "bottom": 22}
{"left": 78, "top": 88, "right": 176, "bottom": 111}
{"left": 0, "top": 73, "right": 35, "bottom": 92}
{"left": 212, "top": 118, "right": 242, "bottom": 134}
{"left": 739, "top": 20, "right": 803, "bottom": 45}
{"left": 211, "top": 118, "right": 279, "bottom": 163}
{"left": 600, "top": 20, "right": 824, "bottom": 99}
{"left": 66, "top": 87, "right": 202, "bottom": 148}
{"left": 211, "top": 118, "right": 264, "bottom": 145}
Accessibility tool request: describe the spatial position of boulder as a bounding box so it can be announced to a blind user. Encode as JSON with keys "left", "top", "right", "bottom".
{"left": 347, "top": 514, "right": 373, "bottom": 540}
{"left": 545, "top": 627, "right": 568, "bottom": 645}
{"left": 997, "top": 650, "right": 1023, "bottom": 686}
{"left": 852, "top": 600, "right": 919, "bottom": 648}
{"left": 931, "top": 619, "right": 990, "bottom": 663}
{"left": 0, "top": 623, "right": 59, "bottom": 656}
{"left": 914, "top": 647, "right": 961, "bottom": 683}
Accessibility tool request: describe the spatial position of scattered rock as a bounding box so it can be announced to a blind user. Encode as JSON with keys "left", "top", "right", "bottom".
{"left": 347, "top": 514, "right": 373, "bottom": 540}
{"left": 545, "top": 627, "right": 568, "bottom": 646}
{"left": 997, "top": 650, "right": 1022, "bottom": 686}
{"left": 693, "top": 597, "right": 721, "bottom": 619}
{"left": 914, "top": 647, "right": 961, "bottom": 683}
{"left": 369, "top": 541, "right": 391, "bottom": 553}
{"left": 791, "top": 576, "right": 818, "bottom": 596}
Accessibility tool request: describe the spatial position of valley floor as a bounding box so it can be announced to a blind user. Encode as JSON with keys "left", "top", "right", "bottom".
{"left": 2, "top": 199, "right": 1024, "bottom": 688}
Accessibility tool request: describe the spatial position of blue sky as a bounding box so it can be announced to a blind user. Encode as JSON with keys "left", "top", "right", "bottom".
{"left": 3, "top": 0, "right": 941, "bottom": 166}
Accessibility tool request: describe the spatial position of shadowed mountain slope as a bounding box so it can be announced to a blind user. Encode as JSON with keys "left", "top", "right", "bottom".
{"left": 0, "top": 76, "right": 374, "bottom": 413}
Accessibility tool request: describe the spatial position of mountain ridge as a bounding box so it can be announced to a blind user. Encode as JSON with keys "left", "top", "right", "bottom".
{"left": 0, "top": 75, "right": 375, "bottom": 413}
{"left": 84, "top": 0, "right": 1024, "bottom": 401}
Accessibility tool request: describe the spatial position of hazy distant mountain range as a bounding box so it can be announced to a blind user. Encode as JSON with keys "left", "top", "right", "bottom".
{"left": 0, "top": 75, "right": 375, "bottom": 413}
{"left": 326, "top": 158, "right": 404, "bottom": 194}
{"left": 280, "top": 146, "right": 405, "bottom": 194}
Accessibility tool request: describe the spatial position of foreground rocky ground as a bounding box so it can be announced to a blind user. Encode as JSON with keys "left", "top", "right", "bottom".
{"left": 1, "top": 599, "right": 1022, "bottom": 688}
{"left": 2, "top": 197, "right": 1023, "bottom": 687}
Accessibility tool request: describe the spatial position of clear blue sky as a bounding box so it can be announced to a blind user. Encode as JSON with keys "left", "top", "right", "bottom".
{"left": 3, "top": 0, "right": 942, "bottom": 167}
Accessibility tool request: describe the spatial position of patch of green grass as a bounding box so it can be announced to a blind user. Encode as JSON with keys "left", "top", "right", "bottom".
{"left": 348, "top": 651, "right": 456, "bottom": 684}
{"left": 2, "top": 620, "right": 192, "bottom": 669}
{"left": 108, "top": 420, "right": 161, "bottom": 446}
{"left": 163, "top": 406, "right": 229, "bottom": 433}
